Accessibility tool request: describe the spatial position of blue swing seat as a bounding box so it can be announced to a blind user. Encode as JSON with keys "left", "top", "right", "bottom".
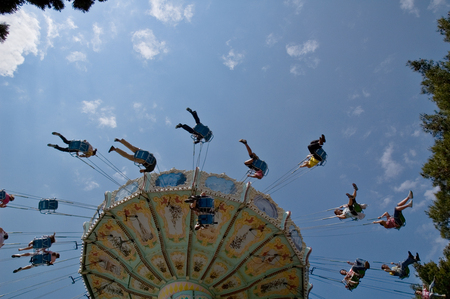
{"left": 192, "top": 123, "right": 213, "bottom": 142}
{"left": 197, "top": 196, "right": 214, "bottom": 213}
{"left": 31, "top": 253, "right": 52, "bottom": 265}
{"left": 68, "top": 140, "right": 90, "bottom": 153}
{"left": 0, "top": 190, "right": 5, "bottom": 201}
{"left": 33, "top": 237, "right": 52, "bottom": 249}
{"left": 315, "top": 148, "right": 327, "bottom": 166}
{"left": 252, "top": 159, "right": 269, "bottom": 176}
{"left": 198, "top": 214, "right": 216, "bottom": 225}
{"left": 134, "top": 150, "right": 156, "bottom": 166}
{"left": 38, "top": 199, "right": 58, "bottom": 214}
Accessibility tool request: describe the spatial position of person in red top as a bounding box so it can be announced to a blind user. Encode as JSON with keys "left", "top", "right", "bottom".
{"left": 0, "top": 190, "right": 15, "bottom": 208}
{"left": 372, "top": 190, "right": 413, "bottom": 229}
{"left": 415, "top": 277, "right": 447, "bottom": 298}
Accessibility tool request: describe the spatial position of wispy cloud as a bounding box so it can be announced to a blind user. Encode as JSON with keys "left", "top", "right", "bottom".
{"left": 286, "top": 40, "right": 319, "bottom": 57}
{"left": 350, "top": 106, "right": 364, "bottom": 116}
{"left": 374, "top": 54, "right": 394, "bottom": 73}
{"left": 81, "top": 99, "right": 117, "bottom": 128}
{"left": 286, "top": 40, "right": 319, "bottom": 75}
{"left": 400, "top": 0, "right": 419, "bottom": 17}
{"left": 266, "top": 33, "right": 279, "bottom": 47}
{"left": 66, "top": 51, "right": 88, "bottom": 71}
{"left": 290, "top": 65, "right": 304, "bottom": 76}
{"left": 416, "top": 222, "right": 447, "bottom": 260}
{"left": 379, "top": 143, "right": 403, "bottom": 179}
{"left": 428, "top": 0, "right": 447, "bottom": 12}
{"left": 66, "top": 51, "right": 87, "bottom": 63}
{"left": 394, "top": 178, "right": 420, "bottom": 193}
{"left": 0, "top": 10, "right": 40, "bottom": 77}
{"left": 222, "top": 44, "right": 245, "bottom": 70}
{"left": 284, "top": 0, "right": 305, "bottom": 14}
{"left": 133, "top": 102, "right": 156, "bottom": 121}
{"left": 147, "top": 0, "right": 194, "bottom": 24}
{"left": 41, "top": 15, "right": 77, "bottom": 58}
{"left": 342, "top": 127, "right": 357, "bottom": 138}
{"left": 91, "top": 23, "right": 103, "bottom": 52}
{"left": 132, "top": 29, "right": 168, "bottom": 60}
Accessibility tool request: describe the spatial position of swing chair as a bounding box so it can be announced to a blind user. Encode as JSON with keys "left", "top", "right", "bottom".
{"left": 315, "top": 148, "right": 327, "bottom": 166}
{"left": 191, "top": 123, "right": 214, "bottom": 143}
{"left": 68, "top": 140, "right": 91, "bottom": 157}
{"left": 38, "top": 199, "right": 58, "bottom": 214}
{"left": 196, "top": 196, "right": 215, "bottom": 214}
{"left": 250, "top": 159, "right": 269, "bottom": 177}
{"left": 30, "top": 253, "right": 52, "bottom": 265}
{"left": 133, "top": 149, "right": 156, "bottom": 172}
{"left": 197, "top": 214, "right": 217, "bottom": 226}
{"left": 0, "top": 189, "right": 6, "bottom": 201}
{"left": 32, "top": 236, "right": 54, "bottom": 250}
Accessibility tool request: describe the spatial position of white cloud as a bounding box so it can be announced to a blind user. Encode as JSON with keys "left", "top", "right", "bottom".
{"left": 286, "top": 40, "right": 319, "bottom": 57}
{"left": 428, "top": 0, "right": 447, "bottom": 12}
{"left": 362, "top": 89, "right": 370, "bottom": 97}
{"left": 412, "top": 129, "right": 420, "bottom": 137}
{"left": 66, "top": 51, "right": 88, "bottom": 71}
{"left": 416, "top": 223, "right": 447, "bottom": 260}
{"left": 266, "top": 33, "right": 279, "bottom": 47}
{"left": 147, "top": 0, "right": 194, "bottom": 24}
{"left": 132, "top": 29, "right": 168, "bottom": 60}
{"left": 222, "top": 49, "right": 245, "bottom": 70}
{"left": 66, "top": 51, "right": 87, "bottom": 62}
{"left": 284, "top": 0, "right": 305, "bottom": 14}
{"left": 342, "top": 127, "right": 357, "bottom": 138}
{"left": 84, "top": 181, "right": 100, "bottom": 191}
{"left": 0, "top": 10, "right": 40, "bottom": 77}
{"left": 380, "top": 196, "right": 392, "bottom": 208}
{"left": 379, "top": 143, "right": 403, "bottom": 179}
{"left": 41, "top": 15, "right": 77, "bottom": 59}
{"left": 82, "top": 99, "right": 101, "bottom": 114}
{"left": 133, "top": 102, "right": 154, "bottom": 120}
{"left": 91, "top": 23, "right": 103, "bottom": 52}
{"left": 394, "top": 178, "right": 419, "bottom": 193}
{"left": 374, "top": 55, "right": 394, "bottom": 73}
{"left": 425, "top": 186, "right": 440, "bottom": 201}
{"left": 400, "top": 0, "right": 419, "bottom": 16}
{"left": 350, "top": 106, "right": 364, "bottom": 116}
{"left": 290, "top": 65, "right": 304, "bottom": 76}
{"left": 81, "top": 99, "right": 117, "bottom": 128}
{"left": 165, "top": 116, "right": 172, "bottom": 126}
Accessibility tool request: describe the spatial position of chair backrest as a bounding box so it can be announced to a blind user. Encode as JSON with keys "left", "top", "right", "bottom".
{"left": 68, "top": 140, "right": 90, "bottom": 153}
{"left": 31, "top": 253, "right": 52, "bottom": 265}
{"left": 252, "top": 159, "right": 269, "bottom": 176}
{"left": 193, "top": 124, "right": 214, "bottom": 142}
{"left": 316, "top": 148, "right": 327, "bottom": 166}
{"left": 33, "top": 237, "right": 52, "bottom": 249}
{"left": 133, "top": 150, "right": 156, "bottom": 165}
{"left": 38, "top": 199, "right": 59, "bottom": 214}
{"left": 197, "top": 196, "right": 214, "bottom": 208}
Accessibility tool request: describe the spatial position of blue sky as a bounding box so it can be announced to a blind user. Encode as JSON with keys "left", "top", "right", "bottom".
{"left": 1, "top": 0, "right": 450, "bottom": 298}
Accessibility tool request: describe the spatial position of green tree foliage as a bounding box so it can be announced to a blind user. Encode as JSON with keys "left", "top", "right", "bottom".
{"left": 413, "top": 243, "right": 450, "bottom": 297}
{"left": 408, "top": 12, "right": 450, "bottom": 239}
{"left": 0, "top": 0, "right": 106, "bottom": 42}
